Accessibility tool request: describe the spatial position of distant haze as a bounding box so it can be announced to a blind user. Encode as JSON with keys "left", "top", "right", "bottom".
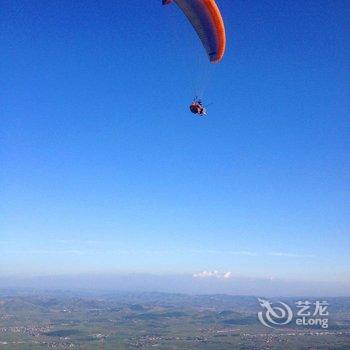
{"left": 0, "top": 273, "right": 349, "bottom": 297}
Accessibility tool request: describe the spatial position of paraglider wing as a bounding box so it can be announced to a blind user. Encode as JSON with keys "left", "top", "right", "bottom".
{"left": 163, "top": 0, "right": 226, "bottom": 63}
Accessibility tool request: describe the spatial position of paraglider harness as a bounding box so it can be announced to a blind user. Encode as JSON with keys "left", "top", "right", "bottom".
{"left": 189, "top": 98, "right": 207, "bottom": 116}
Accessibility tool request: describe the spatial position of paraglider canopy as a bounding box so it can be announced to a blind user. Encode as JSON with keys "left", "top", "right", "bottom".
{"left": 162, "top": 0, "right": 226, "bottom": 63}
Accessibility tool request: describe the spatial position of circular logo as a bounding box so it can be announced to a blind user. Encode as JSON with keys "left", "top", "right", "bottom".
{"left": 258, "top": 298, "right": 293, "bottom": 328}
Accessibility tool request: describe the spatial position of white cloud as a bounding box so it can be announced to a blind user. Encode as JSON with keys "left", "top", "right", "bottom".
{"left": 7, "top": 249, "right": 85, "bottom": 255}
{"left": 193, "top": 270, "right": 233, "bottom": 280}
{"left": 269, "top": 252, "right": 316, "bottom": 258}
{"left": 223, "top": 271, "right": 233, "bottom": 279}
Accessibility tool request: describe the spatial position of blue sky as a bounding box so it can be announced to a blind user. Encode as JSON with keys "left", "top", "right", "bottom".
{"left": 1, "top": 0, "right": 349, "bottom": 291}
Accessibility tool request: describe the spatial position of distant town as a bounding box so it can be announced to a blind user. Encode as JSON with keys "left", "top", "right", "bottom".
{"left": 0, "top": 290, "right": 349, "bottom": 349}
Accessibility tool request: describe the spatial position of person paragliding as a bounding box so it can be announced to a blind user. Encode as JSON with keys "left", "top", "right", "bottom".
{"left": 162, "top": 0, "right": 226, "bottom": 116}
{"left": 189, "top": 98, "right": 207, "bottom": 116}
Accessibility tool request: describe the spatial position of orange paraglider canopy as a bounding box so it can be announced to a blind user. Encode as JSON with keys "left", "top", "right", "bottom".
{"left": 163, "top": 0, "right": 226, "bottom": 63}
